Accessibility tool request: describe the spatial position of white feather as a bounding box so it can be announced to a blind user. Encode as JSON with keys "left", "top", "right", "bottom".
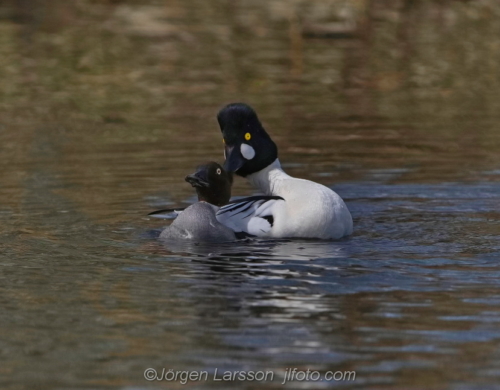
{"left": 240, "top": 143, "right": 255, "bottom": 160}
{"left": 216, "top": 197, "right": 284, "bottom": 236}
{"left": 245, "top": 159, "right": 353, "bottom": 239}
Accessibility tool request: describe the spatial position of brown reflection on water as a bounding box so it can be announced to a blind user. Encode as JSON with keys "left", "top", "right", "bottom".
{"left": 0, "top": 0, "right": 499, "bottom": 202}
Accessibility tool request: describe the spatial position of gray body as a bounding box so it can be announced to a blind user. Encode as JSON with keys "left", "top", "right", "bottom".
{"left": 160, "top": 202, "right": 236, "bottom": 242}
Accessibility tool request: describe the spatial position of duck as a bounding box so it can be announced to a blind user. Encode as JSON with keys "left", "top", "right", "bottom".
{"left": 215, "top": 103, "right": 353, "bottom": 240}
{"left": 153, "top": 162, "right": 236, "bottom": 242}
{"left": 150, "top": 162, "right": 284, "bottom": 242}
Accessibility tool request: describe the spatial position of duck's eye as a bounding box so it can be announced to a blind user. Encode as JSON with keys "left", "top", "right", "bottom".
{"left": 216, "top": 168, "right": 221, "bottom": 175}
{"left": 245, "top": 133, "right": 251, "bottom": 141}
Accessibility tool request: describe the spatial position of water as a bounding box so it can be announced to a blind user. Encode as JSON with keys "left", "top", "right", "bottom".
{"left": 1, "top": 1, "right": 500, "bottom": 389}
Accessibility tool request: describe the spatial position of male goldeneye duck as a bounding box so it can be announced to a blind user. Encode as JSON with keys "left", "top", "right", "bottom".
{"left": 154, "top": 162, "right": 236, "bottom": 242}
{"left": 150, "top": 162, "right": 283, "bottom": 242}
{"left": 216, "top": 103, "right": 353, "bottom": 240}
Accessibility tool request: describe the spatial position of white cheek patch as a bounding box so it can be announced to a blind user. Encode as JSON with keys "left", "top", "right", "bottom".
{"left": 240, "top": 143, "right": 255, "bottom": 160}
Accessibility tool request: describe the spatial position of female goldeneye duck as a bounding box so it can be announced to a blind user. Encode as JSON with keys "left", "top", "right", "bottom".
{"left": 216, "top": 103, "right": 353, "bottom": 240}
{"left": 156, "top": 162, "right": 236, "bottom": 242}
{"left": 149, "top": 162, "right": 285, "bottom": 241}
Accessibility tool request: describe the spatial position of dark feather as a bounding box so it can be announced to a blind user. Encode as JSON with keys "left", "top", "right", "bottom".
{"left": 262, "top": 215, "right": 274, "bottom": 226}
{"left": 227, "top": 195, "right": 284, "bottom": 204}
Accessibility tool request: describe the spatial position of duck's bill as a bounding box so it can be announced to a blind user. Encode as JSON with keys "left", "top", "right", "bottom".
{"left": 185, "top": 173, "right": 209, "bottom": 188}
{"left": 223, "top": 145, "right": 245, "bottom": 172}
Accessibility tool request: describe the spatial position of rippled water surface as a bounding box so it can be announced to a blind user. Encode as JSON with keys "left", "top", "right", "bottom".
{"left": 2, "top": 1, "right": 500, "bottom": 389}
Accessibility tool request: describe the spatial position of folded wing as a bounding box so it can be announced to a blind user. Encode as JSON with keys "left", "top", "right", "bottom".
{"left": 216, "top": 196, "right": 284, "bottom": 237}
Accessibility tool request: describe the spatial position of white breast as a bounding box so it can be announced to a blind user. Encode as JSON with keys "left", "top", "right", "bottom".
{"left": 246, "top": 159, "right": 353, "bottom": 239}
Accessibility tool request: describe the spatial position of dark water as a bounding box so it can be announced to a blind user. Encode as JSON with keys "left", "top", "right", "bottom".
{"left": 2, "top": 1, "right": 500, "bottom": 389}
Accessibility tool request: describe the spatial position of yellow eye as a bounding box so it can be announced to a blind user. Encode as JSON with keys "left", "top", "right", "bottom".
{"left": 245, "top": 133, "right": 251, "bottom": 141}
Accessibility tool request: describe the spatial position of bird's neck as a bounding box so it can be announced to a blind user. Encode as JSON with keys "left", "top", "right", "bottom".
{"left": 198, "top": 200, "right": 221, "bottom": 212}
{"left": 246, "top": 158, "right": 290, "bottom": 195}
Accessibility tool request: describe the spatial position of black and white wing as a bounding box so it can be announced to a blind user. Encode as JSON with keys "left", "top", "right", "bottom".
{"left": 148, "top": 208, "right": 185, "bottom": 219}
{"left": 216, "top": 196, "right": 285, "bottom": 237}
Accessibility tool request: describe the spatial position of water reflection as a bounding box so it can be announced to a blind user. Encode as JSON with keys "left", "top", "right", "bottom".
{"left": 157, "top": 237, "right": 347, "bottom": 261}
{"left": 140, "top": 178, "right": 500, "bottom": 388}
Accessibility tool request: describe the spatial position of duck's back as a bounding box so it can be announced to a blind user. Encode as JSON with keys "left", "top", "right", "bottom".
{"left": 246, "top": 161, "right": 353, "bottom": 239}
{"left": 271, "top": 177, "right": 353, "bottom": 239}
{"left": 160, "top": 202, "right": 235, "bottom": 242}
